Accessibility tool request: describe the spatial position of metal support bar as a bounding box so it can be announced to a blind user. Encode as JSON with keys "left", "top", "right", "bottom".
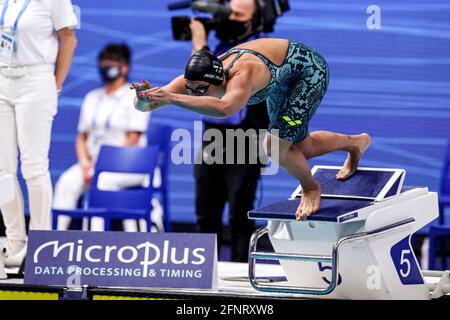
{"left": 422, "top": 270, "right": 444, "bottom": 277}
{"left": 249, "top": 217, "right": 415, "bottom": 296}
{"left": 60, "top": 285, "right": 90, "bottom": 300}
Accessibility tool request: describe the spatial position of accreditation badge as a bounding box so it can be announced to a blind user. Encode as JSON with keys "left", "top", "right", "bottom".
{"left": 0, "top": 26, "right": 15, "bottom": 65}
{"left": 92, "top": 131, "right": 106, "bottom": 149}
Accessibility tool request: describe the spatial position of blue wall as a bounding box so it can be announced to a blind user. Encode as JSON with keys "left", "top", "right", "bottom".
{"left": 48, "top": 0, "right": 450, "bottom": 223}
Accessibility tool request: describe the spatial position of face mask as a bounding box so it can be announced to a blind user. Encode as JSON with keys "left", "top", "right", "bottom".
{"left": 215, "top": 19, "right": 251, "bottom": 42}
{"left": 99, "top": 65, "right": 122, "bottom": 83}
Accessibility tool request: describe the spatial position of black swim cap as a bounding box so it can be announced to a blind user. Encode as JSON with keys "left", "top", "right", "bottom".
{"left": 184, "top": 49, "right": 224, "bottom": 86}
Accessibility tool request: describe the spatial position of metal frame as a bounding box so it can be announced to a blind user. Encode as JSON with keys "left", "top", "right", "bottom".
{"left": 248, "top": 217, "right": 415, "bottom": 295}
{"left": 423, "top": 270, "right": 450, "bottom": 299}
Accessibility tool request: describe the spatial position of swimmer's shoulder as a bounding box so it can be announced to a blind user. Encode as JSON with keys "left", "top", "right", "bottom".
{"left": 230, "top": 38, "right": 290, "bottom": 67}
{"left": 233, "top": 38, "right": 289, "bottom": 50}
{"left": 228, "top": 58, "right": 260, "bottom": 77}
{"left": 227, "top": 59, "right": 270, "bottom": 93}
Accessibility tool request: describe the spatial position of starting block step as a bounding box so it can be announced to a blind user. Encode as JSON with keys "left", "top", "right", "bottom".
{"left": 249, "top": 198, "right": 371, "bottom": 222}
{"left": 249, "top": 186, "right": 418, "bottom": 223}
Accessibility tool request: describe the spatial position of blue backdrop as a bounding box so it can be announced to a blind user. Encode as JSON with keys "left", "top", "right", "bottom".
{"left": 46, "top": 0, "right": 450, "bottom": 223}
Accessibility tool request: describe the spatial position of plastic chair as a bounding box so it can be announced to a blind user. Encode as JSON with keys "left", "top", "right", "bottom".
{"left": 52, "top": 145, "right": 159, "bottom": 232}
{"left": 147, "top": 123, "right": 172, "bottom": 232}
{"left": 429, "top": 141, "right": 450, "bottom": 270}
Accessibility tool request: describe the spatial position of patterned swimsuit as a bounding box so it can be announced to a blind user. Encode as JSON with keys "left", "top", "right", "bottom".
{"left": 219, "top": 40, "right": 329, "bottom": 143}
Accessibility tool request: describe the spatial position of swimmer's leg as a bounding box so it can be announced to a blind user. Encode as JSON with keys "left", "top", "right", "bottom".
{"left": 286, "top": 74, "right": 370, "bottom": 180}
{"left": 294, "top": 131, "right": 371, "bottom": 180}
{"left": 264, "top": 133, "right": 320, "bottom": 221}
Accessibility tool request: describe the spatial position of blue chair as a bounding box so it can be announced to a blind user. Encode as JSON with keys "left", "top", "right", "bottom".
{"left": 429, "top": 141, "right": 450, "bottom": 270}
{"left": 147, "top": 123, "right": 172, "bottom": 232}
{"left": 52, "top": 145, "right": 159, "bottom": 232}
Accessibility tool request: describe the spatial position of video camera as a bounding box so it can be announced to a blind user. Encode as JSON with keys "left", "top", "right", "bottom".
{"left": 168, "top": 0, "right": 290, "bottom": 41}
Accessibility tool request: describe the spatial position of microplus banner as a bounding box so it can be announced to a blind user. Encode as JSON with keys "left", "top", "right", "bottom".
{"left": 25, "top": 231, "right": 218, "bottom": 289}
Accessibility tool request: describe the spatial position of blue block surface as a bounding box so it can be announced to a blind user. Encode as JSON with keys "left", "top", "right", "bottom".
{"left": 249, "top": 186, "right": 420, "bottom": 222}
{"left": 311, "top": 169, "right": 395, "bottom": 199}
{"left": 248, "top": 198, "right": 372, "bottom": 222}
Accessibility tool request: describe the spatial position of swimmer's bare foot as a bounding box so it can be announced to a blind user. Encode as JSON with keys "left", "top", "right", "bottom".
{"left": 336, "top": 133, "right": 371, "bottom": 180}
{"left": 296, "top": 182, "right": 321, "bottom": 221}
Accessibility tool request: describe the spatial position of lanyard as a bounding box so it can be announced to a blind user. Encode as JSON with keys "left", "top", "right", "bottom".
{"left": 0, "top": 0, "right": 31, "bottom": 32}
{"left": 91, "top": 94, "right": 121, "bottom": 130}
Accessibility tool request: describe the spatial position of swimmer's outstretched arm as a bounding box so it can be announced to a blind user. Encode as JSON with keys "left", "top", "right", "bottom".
{"left": 172, "top": 81, "right": 251, "bottom": 117}
{"left": 136, "top": 72, "right": 253, "bottom": 118}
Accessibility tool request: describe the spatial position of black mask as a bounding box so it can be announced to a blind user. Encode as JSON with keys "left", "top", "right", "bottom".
{"left": 99, "top": 66, "right": 122, "bottom": 83}
{"left": 215, "top": 19, "right": 251, "bottom": 42}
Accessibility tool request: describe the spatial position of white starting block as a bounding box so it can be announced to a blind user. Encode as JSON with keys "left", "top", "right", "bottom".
{"left": 0, "top": 175, "right": 14, "bottom": 279}
{"left": 248, "top": 166, "right": 450, "bottom": 300}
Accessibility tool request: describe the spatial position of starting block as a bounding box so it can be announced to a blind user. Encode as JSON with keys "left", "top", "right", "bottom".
{"left": 248, "top": 166, "right": 448, "bottom": 299}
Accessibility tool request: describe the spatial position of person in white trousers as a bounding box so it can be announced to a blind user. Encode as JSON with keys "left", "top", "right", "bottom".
{"left": 0, "top": 0, "right": 77, "bottom": 268}
{"left": 53, "top": 43, "right": 153, "bottom": 232}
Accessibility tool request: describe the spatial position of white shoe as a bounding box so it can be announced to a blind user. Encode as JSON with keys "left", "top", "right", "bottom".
{"left": 2, "top": 240, "right": 27, "bottom": 268}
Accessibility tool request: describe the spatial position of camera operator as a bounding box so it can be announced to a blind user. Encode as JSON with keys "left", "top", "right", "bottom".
{"left": 190, "top": 0, "right": 269, "bottom": 262}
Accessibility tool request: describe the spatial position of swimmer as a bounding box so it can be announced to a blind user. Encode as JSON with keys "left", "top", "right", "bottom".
{"left": 131, "top": 38, "right": 371, "bottom": 220}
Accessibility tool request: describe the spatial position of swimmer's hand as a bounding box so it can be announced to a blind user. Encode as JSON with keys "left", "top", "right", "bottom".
{"left": 139, "top": 87, "right": 173, "bottom": 110}
{"left": 131, "top": 80, "right": 152, "bottom": 100}
{"left": 131, "top": 80, "right": 155, "bottom": 112}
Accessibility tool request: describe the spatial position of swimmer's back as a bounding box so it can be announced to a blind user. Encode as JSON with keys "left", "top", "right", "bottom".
{"left": 231, "top": 38, "right": 290, "bottom": 66}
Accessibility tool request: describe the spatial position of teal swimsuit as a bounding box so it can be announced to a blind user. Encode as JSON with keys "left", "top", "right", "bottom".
{"left": 219, "top": 40, "right": 329, "bottom": 143}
